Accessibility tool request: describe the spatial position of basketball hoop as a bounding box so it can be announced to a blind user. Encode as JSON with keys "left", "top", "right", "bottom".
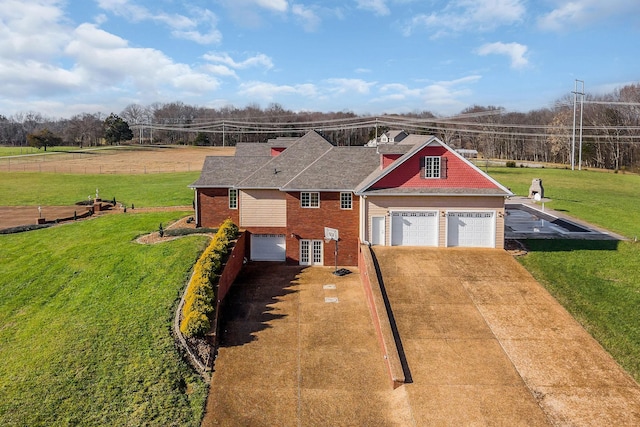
{"left": 324, "top": 237, "right": 332, "bottom": 244}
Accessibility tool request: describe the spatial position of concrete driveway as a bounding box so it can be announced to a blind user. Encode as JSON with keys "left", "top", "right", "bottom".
{"left": 202, "top": 263, "right": 414, "bottom": 426}
{"left": 372, "top": 247, "right": 640, "bottom": 426}
{"left": 201, "top": 250, "right": 640, "bottom": 426}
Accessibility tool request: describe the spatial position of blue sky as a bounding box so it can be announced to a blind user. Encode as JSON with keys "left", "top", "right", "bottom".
{"left": 1, "top": 0, "right": 639, "bottom": 119}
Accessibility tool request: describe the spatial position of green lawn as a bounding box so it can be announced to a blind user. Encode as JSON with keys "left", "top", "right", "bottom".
{"left": 490, "top": 167, "right": 640, "bottom": 382}
{"left": 0, "top": 172, "right": 199, "bottom": 207}
{"left": 0, "top": 212, "right": 209, "bottom": 426}
{"left": 0, "top": 146, "right": 82, "bottom": 157}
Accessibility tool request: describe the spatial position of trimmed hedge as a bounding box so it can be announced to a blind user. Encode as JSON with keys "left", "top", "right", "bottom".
{"left": 179, "top": 219, "right": 238, "bottom": 338}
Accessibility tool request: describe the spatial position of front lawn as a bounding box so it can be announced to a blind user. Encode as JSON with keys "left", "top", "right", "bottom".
{"left": 490, "top": 167, "right": 640, "bottom": 382}
{"left": 0, "top": 212, "right": 209, "bottom": 426}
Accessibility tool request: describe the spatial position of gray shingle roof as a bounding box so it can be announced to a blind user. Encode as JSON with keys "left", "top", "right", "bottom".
{"left": 237, "top": 131, "right": 334, "bottom": 188}
{"left": 189, "top": 156, "right": 270, "bottom": 187}
{"left": 282, "top": 146, "right": 380, "bottom": 190}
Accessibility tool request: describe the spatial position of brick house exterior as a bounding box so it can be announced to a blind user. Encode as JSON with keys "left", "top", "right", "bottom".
{"left": 190, "top": 131, "right": 512, "bottom": 266}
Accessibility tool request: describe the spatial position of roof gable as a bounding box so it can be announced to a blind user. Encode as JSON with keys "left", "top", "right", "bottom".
{"left": 237, "top": 131, "right": 334, "bottom": 188}
{"left": 356, "top": 136, "right": 511, "bottom": 196}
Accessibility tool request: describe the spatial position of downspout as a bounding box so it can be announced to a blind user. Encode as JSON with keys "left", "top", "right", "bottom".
{"left": 193, "top": 189, "right": 199, "bottom": 227}
{"left": 359, "top": 194, "right": 367, "bottom": 243}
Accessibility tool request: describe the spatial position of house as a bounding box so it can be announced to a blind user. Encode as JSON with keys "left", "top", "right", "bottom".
{"left": 366, "top": 129, "right": 409, "bottom": 146}
{"left": 455, "top": 148, "right": 479, "bottom": 159}
{"left": 190, "top": 131, "right": 512, "bottom": 267}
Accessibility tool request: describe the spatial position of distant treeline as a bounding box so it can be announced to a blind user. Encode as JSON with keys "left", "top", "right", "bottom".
{"left": 2, "top": 83, "right": 639, "bottom": 171}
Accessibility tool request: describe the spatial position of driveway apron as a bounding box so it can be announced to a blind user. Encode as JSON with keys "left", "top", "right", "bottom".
{"left": 373, "top": 247, "right": 640, "bottom": 426}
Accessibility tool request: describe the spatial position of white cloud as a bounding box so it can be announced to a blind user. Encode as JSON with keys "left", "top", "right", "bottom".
{"left": 204, "top": 65, "right": 239, "bottom": 79}
{"left": 376, "top": 76, "right": 482, "bottom": 112}
{"left": 65, "top": 23, "right": 220, "bottom": 94}
{"left": 292, "top": 4, "right": 321, "bottom": 31}
{"left": 405, "top": 0, "right": 525, "bottom": 37}
{"left": 96, "top": 0, "right": 221, "bottom": 44}
{"left": 0, "top": 0, "right": 70, "bottom": 61}
{"left": 238, "top": 81, "right": 318, "bottom": 100}
{"left": 326, "top": 78, "right": 377, "bottom": 95}
{"left": 255, "top": 0, "right": 289, "bottom": 12}
{"left": 476, "top": 42, "right": 529, "bottom": 69}
{"left": 537, "top": 1, "right": 640, "bottom": 31}
{"left": 203, "top": 52, "right": 274, "bottom": 70}
{"left": 356, "top": 0, "right": 390, "bottom": 16}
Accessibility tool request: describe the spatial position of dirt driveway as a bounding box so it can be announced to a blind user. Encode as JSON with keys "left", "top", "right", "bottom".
{"left": 373, "top": 247, "right": 640, "bottom": 426}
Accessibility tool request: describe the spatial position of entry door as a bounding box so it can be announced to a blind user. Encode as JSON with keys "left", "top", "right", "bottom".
{"left": 300, "top": 239, "right": 323, "bottom": 265}
{"left": 371, "top": 216, "right": 385, "bottom": 245}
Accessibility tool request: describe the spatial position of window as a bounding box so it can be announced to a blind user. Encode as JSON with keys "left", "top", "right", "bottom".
{"left": 228, "top": 189, "right": 237, "bottom": 209}
{"left": 301, "top": 192, "right": 320, "bottom": 208}
{"left": 340, "top": 192, "right": 352, "bottom": 210}
{"left": 423, "top": 156, "right": 443, "bottom": 179}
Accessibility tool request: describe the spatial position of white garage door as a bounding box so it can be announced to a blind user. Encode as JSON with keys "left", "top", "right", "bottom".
{"left": 447, "top": 212, "right": 495, "bottom": 248}
{"left": 391, "top": 211, "right": 438, "bottom": 246}
{"left": 250, "top": 234, "right": 286, "bottom": 261}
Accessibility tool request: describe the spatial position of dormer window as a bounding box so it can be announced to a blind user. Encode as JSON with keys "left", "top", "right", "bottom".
{"left": 422, "top": 156, "right": 447, "bottom": 179}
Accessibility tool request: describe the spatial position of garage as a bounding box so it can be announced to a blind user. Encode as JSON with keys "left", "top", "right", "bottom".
{"left": 250, "top": 234, "right": 286, "bottom": 261}
{"left": 391, "top": 211, "right": 438, "bottom": 246}
{"left": 447, "top": 211, "right": 495, "bottom": 248}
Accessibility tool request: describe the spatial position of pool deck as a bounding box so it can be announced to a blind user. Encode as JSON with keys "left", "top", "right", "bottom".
{"left": 505, "top": 197, "right": 626, "bottom": 241}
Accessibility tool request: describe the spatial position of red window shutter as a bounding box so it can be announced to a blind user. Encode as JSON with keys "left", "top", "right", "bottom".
{"left": 440, "top": 156, "right": 447, "bottom": 179}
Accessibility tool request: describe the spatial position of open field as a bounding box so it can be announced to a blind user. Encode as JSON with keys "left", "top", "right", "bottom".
{"left": 0, "top": 212, "right": 209, "bottom": 426}
{"left": 0, "top": 172, "right": 199, "bottom": 208}
{"left": 0, "top": 146, "right": 81, "bottom": 157}
{"left": 0, "top": 145, "right": 234, "bottom": 174}
{"left": 489, "top": 167, "right": 640, "bottom": 383}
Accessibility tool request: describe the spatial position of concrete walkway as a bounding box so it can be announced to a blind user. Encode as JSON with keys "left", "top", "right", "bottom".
{"left": 373, "top": 247, "right": 640, "bottom": 426}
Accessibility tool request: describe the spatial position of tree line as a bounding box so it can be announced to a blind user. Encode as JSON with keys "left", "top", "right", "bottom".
{"left": 1, "top": 83, "right": 639, "bottom": 171}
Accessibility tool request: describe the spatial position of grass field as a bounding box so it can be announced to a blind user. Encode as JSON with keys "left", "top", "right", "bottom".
{"left": 0, "top": 146, "right": 81, "bottom": 157}
{"left": 0, "top": 171, "right": 199, "bottom": 207}
{"left": 0, "top": 212, "right": 209, "bottom": 426}
{"left": 489, "top": 167, "right": 640, "bottom": 238}
{"left": 490, "top": 167, "right": 640, "bottom": 382}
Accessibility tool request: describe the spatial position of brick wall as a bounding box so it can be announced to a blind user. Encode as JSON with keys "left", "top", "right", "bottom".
{"left": 285, "top": 192, "right": 360, "bottom": 266}
{"left": 197, "top": 188, "right": 239, "bottom": 228}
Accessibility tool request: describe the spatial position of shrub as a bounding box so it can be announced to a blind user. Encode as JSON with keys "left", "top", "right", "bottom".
{"left": 180, "top": 310, "right": 211, "bottom": 337}
{"left": 506, "top": 161, "right": 517, "bottom": 168}
{"left": 179, "top": 219, "right": 238, "bottom": 338}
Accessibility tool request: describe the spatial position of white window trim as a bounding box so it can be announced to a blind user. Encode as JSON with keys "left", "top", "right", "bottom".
{"left": 423, "top": 156, "right": 441, "bottom": 179}
{"left": 228, "top": 189, "right": 238, "bottom": 209}
{"left": 340, "top": 192, "right": 352, "bottom": 210}
{"left": 301, "top": 191, "right": 320, "bottom": 208}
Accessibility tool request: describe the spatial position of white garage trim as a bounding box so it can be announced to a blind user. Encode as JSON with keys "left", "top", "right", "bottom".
{"left": 446, "top": 211, "right": 496, "bottom": 248}
{"left": 250, "top": 234, "right": 286, "bottom": 261}
{"left": 391, "top": 211, "right": 439, "bottom": 246}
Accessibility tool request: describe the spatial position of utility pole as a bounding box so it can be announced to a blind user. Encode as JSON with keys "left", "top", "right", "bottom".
{"left": 571, "top": 79, "right": 585, "bottom": 171}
